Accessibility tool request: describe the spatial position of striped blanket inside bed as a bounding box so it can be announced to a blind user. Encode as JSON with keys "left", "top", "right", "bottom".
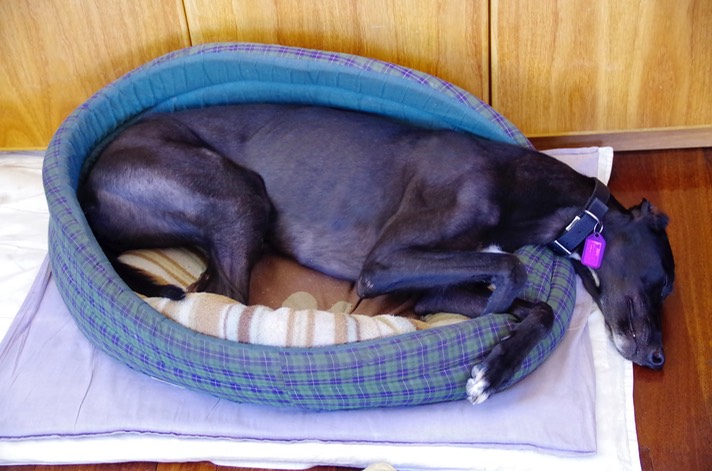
{"left": 119, "top": 248, "right": 466, "bottom": 347}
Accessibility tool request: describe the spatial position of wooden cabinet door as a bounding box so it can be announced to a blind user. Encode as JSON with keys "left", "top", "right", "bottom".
{"left": 0, "top": 0, "right": 190, "bottom": 149}
{"left": 183, "top": 0, "right": 490, "bottom": 102}
{"left": 491, "top": 0, "right": 712, "bottom": 137}
{"left": 4, "top": 1, "right": 709, "bottom": 149}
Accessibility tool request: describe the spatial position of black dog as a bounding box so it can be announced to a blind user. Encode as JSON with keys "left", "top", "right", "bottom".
{"left": 79, "top": 104, "right": 675, "bottom": 404}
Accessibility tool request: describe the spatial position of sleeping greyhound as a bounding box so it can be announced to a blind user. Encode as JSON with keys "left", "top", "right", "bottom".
{"left": 79, "top": 104, "right": 675, "bottom": 404}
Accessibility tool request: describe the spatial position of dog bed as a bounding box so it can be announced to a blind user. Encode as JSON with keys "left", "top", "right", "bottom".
{"left": 43, "top": 43, "right": 576, "bottom": 410}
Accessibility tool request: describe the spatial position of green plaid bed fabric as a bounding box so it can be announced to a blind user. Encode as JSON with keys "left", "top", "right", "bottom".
{"left": 43, "top": 43, "right": 575, "bottom": 410}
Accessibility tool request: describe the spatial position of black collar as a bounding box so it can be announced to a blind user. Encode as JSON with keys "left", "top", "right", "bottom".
{"left": 549, "top": 179, "right": 610, "bottom": 256}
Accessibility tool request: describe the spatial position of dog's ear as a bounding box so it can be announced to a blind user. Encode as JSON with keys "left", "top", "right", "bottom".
{"left": 570, "top": 258, "right": 602, "bottom": 305}
{"left": 630, "top": 199, "right": 669, "bottom": 232}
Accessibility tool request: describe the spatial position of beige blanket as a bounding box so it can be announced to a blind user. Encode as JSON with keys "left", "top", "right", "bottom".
{"left": 120, "top": 248, "right": 465, "bottom": 347}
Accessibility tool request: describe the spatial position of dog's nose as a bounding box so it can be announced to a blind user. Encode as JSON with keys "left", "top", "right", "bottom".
{"left": 646, "top": 347, "right": 665, "bottom": 369}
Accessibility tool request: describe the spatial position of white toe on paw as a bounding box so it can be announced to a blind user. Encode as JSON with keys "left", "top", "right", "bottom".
{"left": 466, "top": 365, "right": 490, "bottom": 405}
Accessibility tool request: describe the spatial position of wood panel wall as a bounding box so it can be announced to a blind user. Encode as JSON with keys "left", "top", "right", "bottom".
{"left": 1, "top": 0, "right": 710, "bottom": 150}
{"left": 0, "top": 0, "right": 190, "bottom": 149}
{"left": 183, "top": 0, "right": 489, "bottom": 102}
{"left": 491, "top": 0, "right": 712, "bottom": 137}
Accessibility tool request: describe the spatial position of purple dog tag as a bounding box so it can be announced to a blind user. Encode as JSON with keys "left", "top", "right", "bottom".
{"left": 581, "top": 233, "right": 606, "bottom": 269}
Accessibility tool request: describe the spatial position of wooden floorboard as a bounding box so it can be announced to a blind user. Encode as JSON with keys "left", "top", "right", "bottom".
{"left": 2, "top": 147, "right": 711, "bottom": 471}
{"left": 607, "top": 148, "right": 712, "bottom": 471}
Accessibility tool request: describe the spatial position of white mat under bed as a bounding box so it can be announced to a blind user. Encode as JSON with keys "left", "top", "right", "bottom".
{"left": 0, "top": 149, "right": 641, "bottom": 471}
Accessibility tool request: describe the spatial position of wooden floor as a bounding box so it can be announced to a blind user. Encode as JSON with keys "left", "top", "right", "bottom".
{"left": 4, "top": 147, "right": 711, "bottom": 471}
{"left": 608, "top": 147, "right": 712, "bottom": 471}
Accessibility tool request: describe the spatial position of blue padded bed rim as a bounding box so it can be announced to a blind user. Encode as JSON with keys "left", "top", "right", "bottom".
{"left": 43, "top": 42, "right": 575, "bottom": 410}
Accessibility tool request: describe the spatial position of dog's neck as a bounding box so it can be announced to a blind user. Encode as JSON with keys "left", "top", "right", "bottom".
{"left": 491, "top": 167, "right": 609, "bottom": 252}
{"left": 549, "top": 179, "right": 610, "bottom": 257}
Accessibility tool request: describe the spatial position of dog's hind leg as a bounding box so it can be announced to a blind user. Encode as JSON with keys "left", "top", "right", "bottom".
{"left": 180, "top": 159, "right": 272, "bottom": 303}
{"left": 187, "top": 211, "right": 270, "bottom": 303}
{"left": 82, "top": 119, "right": 272, "bottom": 303}
{"left": 466, "top": 299, "right": 554, "bottom": 404}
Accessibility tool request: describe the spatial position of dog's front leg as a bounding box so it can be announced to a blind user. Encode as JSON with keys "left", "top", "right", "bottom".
{"left": 413, "top": 285, "right": 492, "bottom": 317}
{"left": 466, "top": 299, "right": 554, "bottom": 404}
{"left": 357, "top": 249, "right": 528, "bottom": 316}
{"left": 358, "top": 247, "right": 554, "bottom": 403}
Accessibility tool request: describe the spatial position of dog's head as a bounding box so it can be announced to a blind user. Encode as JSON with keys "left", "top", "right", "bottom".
{"left": 573, "top": 200, "right": 675, "bottom": 369}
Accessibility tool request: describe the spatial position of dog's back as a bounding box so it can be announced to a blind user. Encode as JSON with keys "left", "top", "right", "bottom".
{"left": 117, "top": 105, "right": 541, "bottom": 278}
{"left": 84, "top": 104, "right": 591, "bottom": 284}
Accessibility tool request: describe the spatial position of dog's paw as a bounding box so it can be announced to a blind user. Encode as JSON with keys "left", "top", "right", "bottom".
{"left": 466, "top": 365, "right": 493, "bottom": 405}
